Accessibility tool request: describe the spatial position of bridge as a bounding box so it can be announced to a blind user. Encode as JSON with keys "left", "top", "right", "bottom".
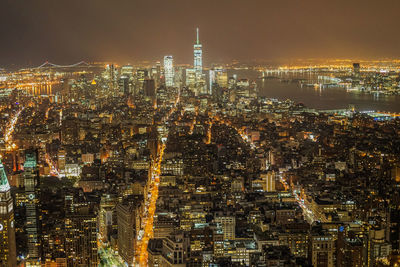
{"left": 28, "top": 61, "right": 93, "bottom": 70}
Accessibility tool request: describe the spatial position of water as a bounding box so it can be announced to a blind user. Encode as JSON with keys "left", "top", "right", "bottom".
{"left": 229, "top": 70, "right": 400, "bottom": 112}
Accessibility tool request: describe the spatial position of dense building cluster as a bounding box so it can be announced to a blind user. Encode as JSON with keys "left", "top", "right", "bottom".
{"left": 0, "top": 30, "right": 400, "bottom": 267}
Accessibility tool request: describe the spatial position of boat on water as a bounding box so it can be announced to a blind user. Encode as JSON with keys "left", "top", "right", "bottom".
{"left": 346, "top": 88, "right": 360, "bottom": 92}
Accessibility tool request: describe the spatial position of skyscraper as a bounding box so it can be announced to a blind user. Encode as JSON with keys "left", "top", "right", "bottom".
{"left": 119, "top": 75, "right": 131, "bottom": 96}
{"left": 209, "top": 68, "right": 228, "bottom": 95}
{"left": 164, "top": 55, "right": 174, "bottom": 87}
{"left": 24, "top": 149, "right": 41, "bottom": 263}
{"left": 190, "top": 28, "right": 207, "bottom": 95}
{"left": 353, "top": 63, "right": 360, "bottom": 77}
{"left": 65, "top": 207, "right": 98, "bottom": 266}
{"left": 0, "top": 160, "right": 17, "bottom": 267}
{"left": 194, "top": 28, "right": 203, "bottom": 75}
{"left": 116, "top": 198, "right": 141, "bottom": 266}
{"left": 185, "top": 69, "right": 197, "bottom": 89}
{"left": 144, "top": 78, "right": 156, "bottom": 99}
{"left": 135, "top": 69, "right": 149, "bottom": 96}
{"left": 261, "top": 171, "right": 276, "bottom": 192}
{"left": 98, "top": 194, "right": 117, "bottom": 243}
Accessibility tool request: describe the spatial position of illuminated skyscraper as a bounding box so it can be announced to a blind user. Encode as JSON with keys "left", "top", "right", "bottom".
{"left": 209, "top": 68, "right": 228, "bottom": 95}
{"left": 135, "top": 69, "right": 148, "bottom": 96}
{"left": 65, "top": 207, "right": 98, "bottom": 266}
{"left": 185, "top": 69, "right": 197, "bottom": 89}
{"left": 164, "top": 55, "right": 174, "bottom": 87}
{"left": 261, "top": 171, "right": 276, "bottom": 192}
{"left": 121, "top": 64, "right": 134, "bottom": 76}
{"left": 144, "top": 78, "right": 156, "bottom": 99}
{"left": 98, "top": 194, "right": 117, "bottom": 243}
{"left": 24, "top": 150, "right": 41, "bottom": 263}
{"left": 117, "top": 198, "right": 141, "bottom": 266}
{"left": 353, "top": 63, "right": 360, "bottom": 76}
{"left": 0, "top": 160, "right": 16, "bottom": 267}
{"left": 194, "top": 28, "right": 202, "bottom": 75}
{"left": 189, "top": 28, "right": 207, "bottom": 95}
{"left": 119, "top": 75, "right": 131, "bottom": 96}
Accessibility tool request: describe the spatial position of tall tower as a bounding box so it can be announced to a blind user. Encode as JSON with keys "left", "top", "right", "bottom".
{"left": 24, "top": 150, "right": 41, "bottom": 263}
{"left": 194, "top": 28, "right": 203, "bottom": 75}
{"left": 164, "top": 55, "right": 174, "bottom": 87}
{"left": 116, "top": 198, "right": 141, "bottom": 266}
{"left": 0, "top": 160, "right": 17, "bottom": 267}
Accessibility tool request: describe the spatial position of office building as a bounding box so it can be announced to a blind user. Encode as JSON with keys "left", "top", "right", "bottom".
{"left": 160, "top": 231, "right": 188, "bottom": 266}
{"left": 214, "top": 211, "right": 235, "bottom": 240}
{"left": 0, "top": 160, "right": 16, "bottom": 267}
{"left": 65, "top": 206, "right": 98, "bottom": 267}
{"left": 164, "top": 56, "right": 174, "bottom": 87}
{"left": 98, "top": 194, "right": 117, "bottom": 243}
{"left": 353, "top": 63, "right": 360, "bottom": 77}
{"left": 193, "top": 28, "right": 202, "bottom": 75}
{"left": 117, "top": 198, "right": 142, "bottom": 266}
{"left": 24, "top": 149, "right": 41, "bottom": 263}
{"left": 209, "top": 68, "right": 228, "bottom": 95}
{"left": 144, "top": 78, "right": 156, "bottom": 99}
{"left": 121, "top": 65, "right": 134, "bottom": 76}
{"left": 261, "top": 171, "right": 276, "bottom": 192}
{"left": 185, "top": 68, "right": 196, "bottom": 89}
{"left": 310, "top": 234, "right": 335, "bottom": 267}
{"left": 119, "top": 75, "right": 131, "bottom": 96}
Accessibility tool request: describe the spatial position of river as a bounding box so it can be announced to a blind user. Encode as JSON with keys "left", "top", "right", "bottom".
{"left": 229, "top": 69, "right": 400, "bottom": 112}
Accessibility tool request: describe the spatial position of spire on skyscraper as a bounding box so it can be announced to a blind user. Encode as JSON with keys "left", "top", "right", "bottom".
{"left": 0, "top": 159, "right": 10, "bottom": 192}
{"left": 193, "top": 28, "right": 203, "bottom": 74}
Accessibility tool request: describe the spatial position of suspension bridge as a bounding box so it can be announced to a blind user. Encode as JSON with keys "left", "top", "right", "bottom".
{"left": 29, "top": 61, "right": 92, "bottom": 70}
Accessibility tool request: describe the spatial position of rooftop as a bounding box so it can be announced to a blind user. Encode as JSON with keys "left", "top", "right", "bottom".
{"left": 0, "top": 159, "right": 11, "bottom": 192}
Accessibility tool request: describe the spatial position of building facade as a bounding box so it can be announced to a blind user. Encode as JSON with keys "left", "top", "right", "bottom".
{"left": 0, "top": 160, "right": 16, "bottom": 267}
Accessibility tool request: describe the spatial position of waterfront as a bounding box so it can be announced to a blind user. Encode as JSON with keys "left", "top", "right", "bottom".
{"left": 230, "top": 70, "right": 400, "bottom": 112}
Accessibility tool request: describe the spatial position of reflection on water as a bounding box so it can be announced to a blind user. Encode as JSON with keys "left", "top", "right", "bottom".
{"left": 229, "top": 70, "right": 400, "bottom": 112}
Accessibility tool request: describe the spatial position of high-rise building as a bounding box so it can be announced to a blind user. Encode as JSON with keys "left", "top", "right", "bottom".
{"left": 214, "top": 211, "right": 235, "bottom": 240}
{"left": 193, "top": 28, "right": 203, "bottom": 75}
{"left": 160, "top": 231, "right": 189, "bottom": 266}
{"left": 310, "top": 233, "right": 335, "bottom": 267}
{"left": 57, "top": 149, "right": 66, "bottom": 177}
{"left": 0, "top": 160, "right": 17, "bottom": 267}
{"left": 121, "top": 65, "right": 134, "bottom": 77}
{"left": 65, "top": 206, "right": 98, "bottom": 267}
{"left": 104, "top": 64, "right": 118, "bottom": 93}
{"left": 261, "top": 171, "right": 276, "bottom": 192}
{"left": 189, "top": 28, "right": 207, "bottom": 95}
{"left": 24, "top": 149, "right": 41, "bottom": 263}
{"left": 174, "top": 67, "right": 185, "bottom": 89}
{"left": 353, "top": 63, "right": 360, "bottom": 77}
{"left": 368, "top": 229, "right": 392, "bottom": 267}
{"left": 119, "top": 75, "right": 131, "bottom": 96}
{"left": 116, "top": 197, "right": 141, "bottom": 266}
{"left": 185, "top": 68, "right": 197, "bottom": 89}
{"left": 164, "top": 56, "right": 174, "bottom": 87}
{"left": 155, "top": 61, "right": 162, "bottom": 87}
{"left": 144, "top": 78, "right": 156, "bottom": 99}
{"left": 98, "top": 194, "right": 117, "bottom": 243}
{"left": 209, "top": 68, "right": 228, "bottom": 95}
{"left": 136, "top": 69, "right": 149, "bottom": 95}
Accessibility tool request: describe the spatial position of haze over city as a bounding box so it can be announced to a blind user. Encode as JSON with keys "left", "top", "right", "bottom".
{"left": 1, "top": 0, "right": 400, "bottom": 66}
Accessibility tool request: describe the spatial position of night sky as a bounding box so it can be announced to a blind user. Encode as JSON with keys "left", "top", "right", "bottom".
{"left": 1, "top": 0, "right": 400, "bottom": 67}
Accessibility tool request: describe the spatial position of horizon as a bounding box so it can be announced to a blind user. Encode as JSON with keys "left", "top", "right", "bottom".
{"left": 3, "top": 57, "right": 400, "bottom": 70}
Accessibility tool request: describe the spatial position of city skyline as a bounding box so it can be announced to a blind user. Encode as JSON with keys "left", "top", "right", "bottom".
{"left": 1, "top": 1, "right": 400, "bottom": 266}
{"left": 1, "top": 0, "right": 400, "bottom": 67}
